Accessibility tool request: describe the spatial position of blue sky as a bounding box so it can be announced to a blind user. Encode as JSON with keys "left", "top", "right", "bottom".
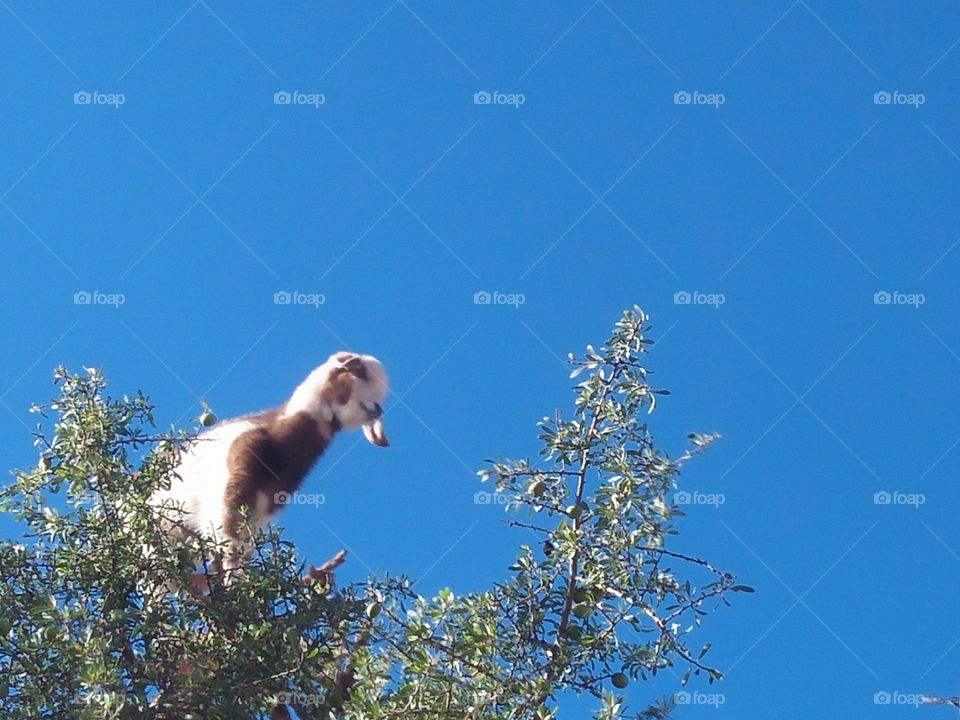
{"left": 1, "top": 1, "right": 960, "bottom": 717}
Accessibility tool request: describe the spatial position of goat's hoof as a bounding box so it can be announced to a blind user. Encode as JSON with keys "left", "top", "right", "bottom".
{"left": 302, "top": 549, "right": 348, "bottom": 590}
{"left": 303, "top": 566, "right": 335, "bottom": 590}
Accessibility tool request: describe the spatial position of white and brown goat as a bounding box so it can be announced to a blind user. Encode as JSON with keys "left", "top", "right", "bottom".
{"left": 149, "top": 351, "right": 389, "bottom": 581}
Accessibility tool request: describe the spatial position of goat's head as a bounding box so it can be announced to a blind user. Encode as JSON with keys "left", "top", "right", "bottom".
{"left": 320, "top": 352, "right": 389, "bottom": 446}
{"left": 284, "top": 352, "right": 390, "bottom": 445}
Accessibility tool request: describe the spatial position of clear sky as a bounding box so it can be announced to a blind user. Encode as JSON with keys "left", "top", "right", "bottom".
{"left": 1, "top": 2, "right": 959, "bottom": 717}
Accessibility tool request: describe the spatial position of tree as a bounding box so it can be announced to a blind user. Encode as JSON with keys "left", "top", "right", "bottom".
{"left": 0, "top": 307, "right": 749, "bottom": 719}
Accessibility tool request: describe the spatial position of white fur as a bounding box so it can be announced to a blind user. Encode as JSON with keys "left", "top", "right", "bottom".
{"left": 282, "top": 364, "right": 337, "bottom": 421}
{"left": 149, "top": 418, "right": 261, "bottom": 543}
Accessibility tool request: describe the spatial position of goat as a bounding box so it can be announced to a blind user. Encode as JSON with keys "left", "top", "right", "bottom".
{"left": 148, "top": 351, "right": 389, "bottom": 582}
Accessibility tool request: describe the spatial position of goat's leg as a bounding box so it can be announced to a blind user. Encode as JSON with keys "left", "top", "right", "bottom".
{"left": 219, "top": 509, "right": 254, "bottom": 586}
{"left": 303, "top": 549, "right": 348, "bottom": 587}
{"left": 218, "top": 537, "right": 250, "bottom": 585}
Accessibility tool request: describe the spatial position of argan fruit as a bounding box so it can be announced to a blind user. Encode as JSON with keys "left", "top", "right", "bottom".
{"left": 365, "top": 602, "right": 382, "bottom": 619}
{"left": 199, "top": 410, "right": 217, "bottom": 427}
{"left": 611, "top": 673, "right": 629, "bottom": 689}
{"left": 529, "top": 479, "right": 546, "bottom": 497}
{"left": 564, "top": 626, "right": 582, "bottom": 640}
{"left": 566, "top": 504, "right": 583, "bottom": 519}
{"left": 571, "top": 604, "right": 590, "bottom": 619}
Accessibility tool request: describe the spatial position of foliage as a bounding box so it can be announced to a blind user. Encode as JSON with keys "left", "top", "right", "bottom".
{"left": 0, "top": 307, "right": 747, "bottom": 719}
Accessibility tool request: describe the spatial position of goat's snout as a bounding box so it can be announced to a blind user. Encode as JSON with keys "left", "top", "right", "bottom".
{"left": 362, "top": 414, "right": 389, "bottom": 447}
{"left": 362, "top": 401, "right": 383, "bottom": 419}
{"left": 361, "top": 402, "right": 388, "bottom": 447}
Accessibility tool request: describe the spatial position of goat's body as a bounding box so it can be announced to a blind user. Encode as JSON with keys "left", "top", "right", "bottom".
{"left": 152, "top": 410, "right": 333, "bottom": 549}
{"left": 152, "top": 417, "right": 265, "bottom": 542}
{"left": 146, "top": 352, "right": 388, "bottom": 579}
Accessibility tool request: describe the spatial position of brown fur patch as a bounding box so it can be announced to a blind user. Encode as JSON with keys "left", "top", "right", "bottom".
{"left": 222, "top": 408, "right": 339, "bottom": 536}
{"left": 322, "top": 367, "right": 354, "bottom": 406}
{"left": 334, "top": 353, "right": 369, "bottom": 382}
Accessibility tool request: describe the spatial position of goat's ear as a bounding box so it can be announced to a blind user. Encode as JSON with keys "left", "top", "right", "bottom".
{"left": 339, "top": 355, "right": 369, "bottom": 381}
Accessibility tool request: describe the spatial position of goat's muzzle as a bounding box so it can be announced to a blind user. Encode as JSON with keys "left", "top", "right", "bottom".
{"left": 362, "top": 417, "right": 389, "bottom": 447}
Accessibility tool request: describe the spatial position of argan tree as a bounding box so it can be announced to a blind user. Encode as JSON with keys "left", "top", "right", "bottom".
{"left": 0, "top": 307, "right": 749, "bottom": 719}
